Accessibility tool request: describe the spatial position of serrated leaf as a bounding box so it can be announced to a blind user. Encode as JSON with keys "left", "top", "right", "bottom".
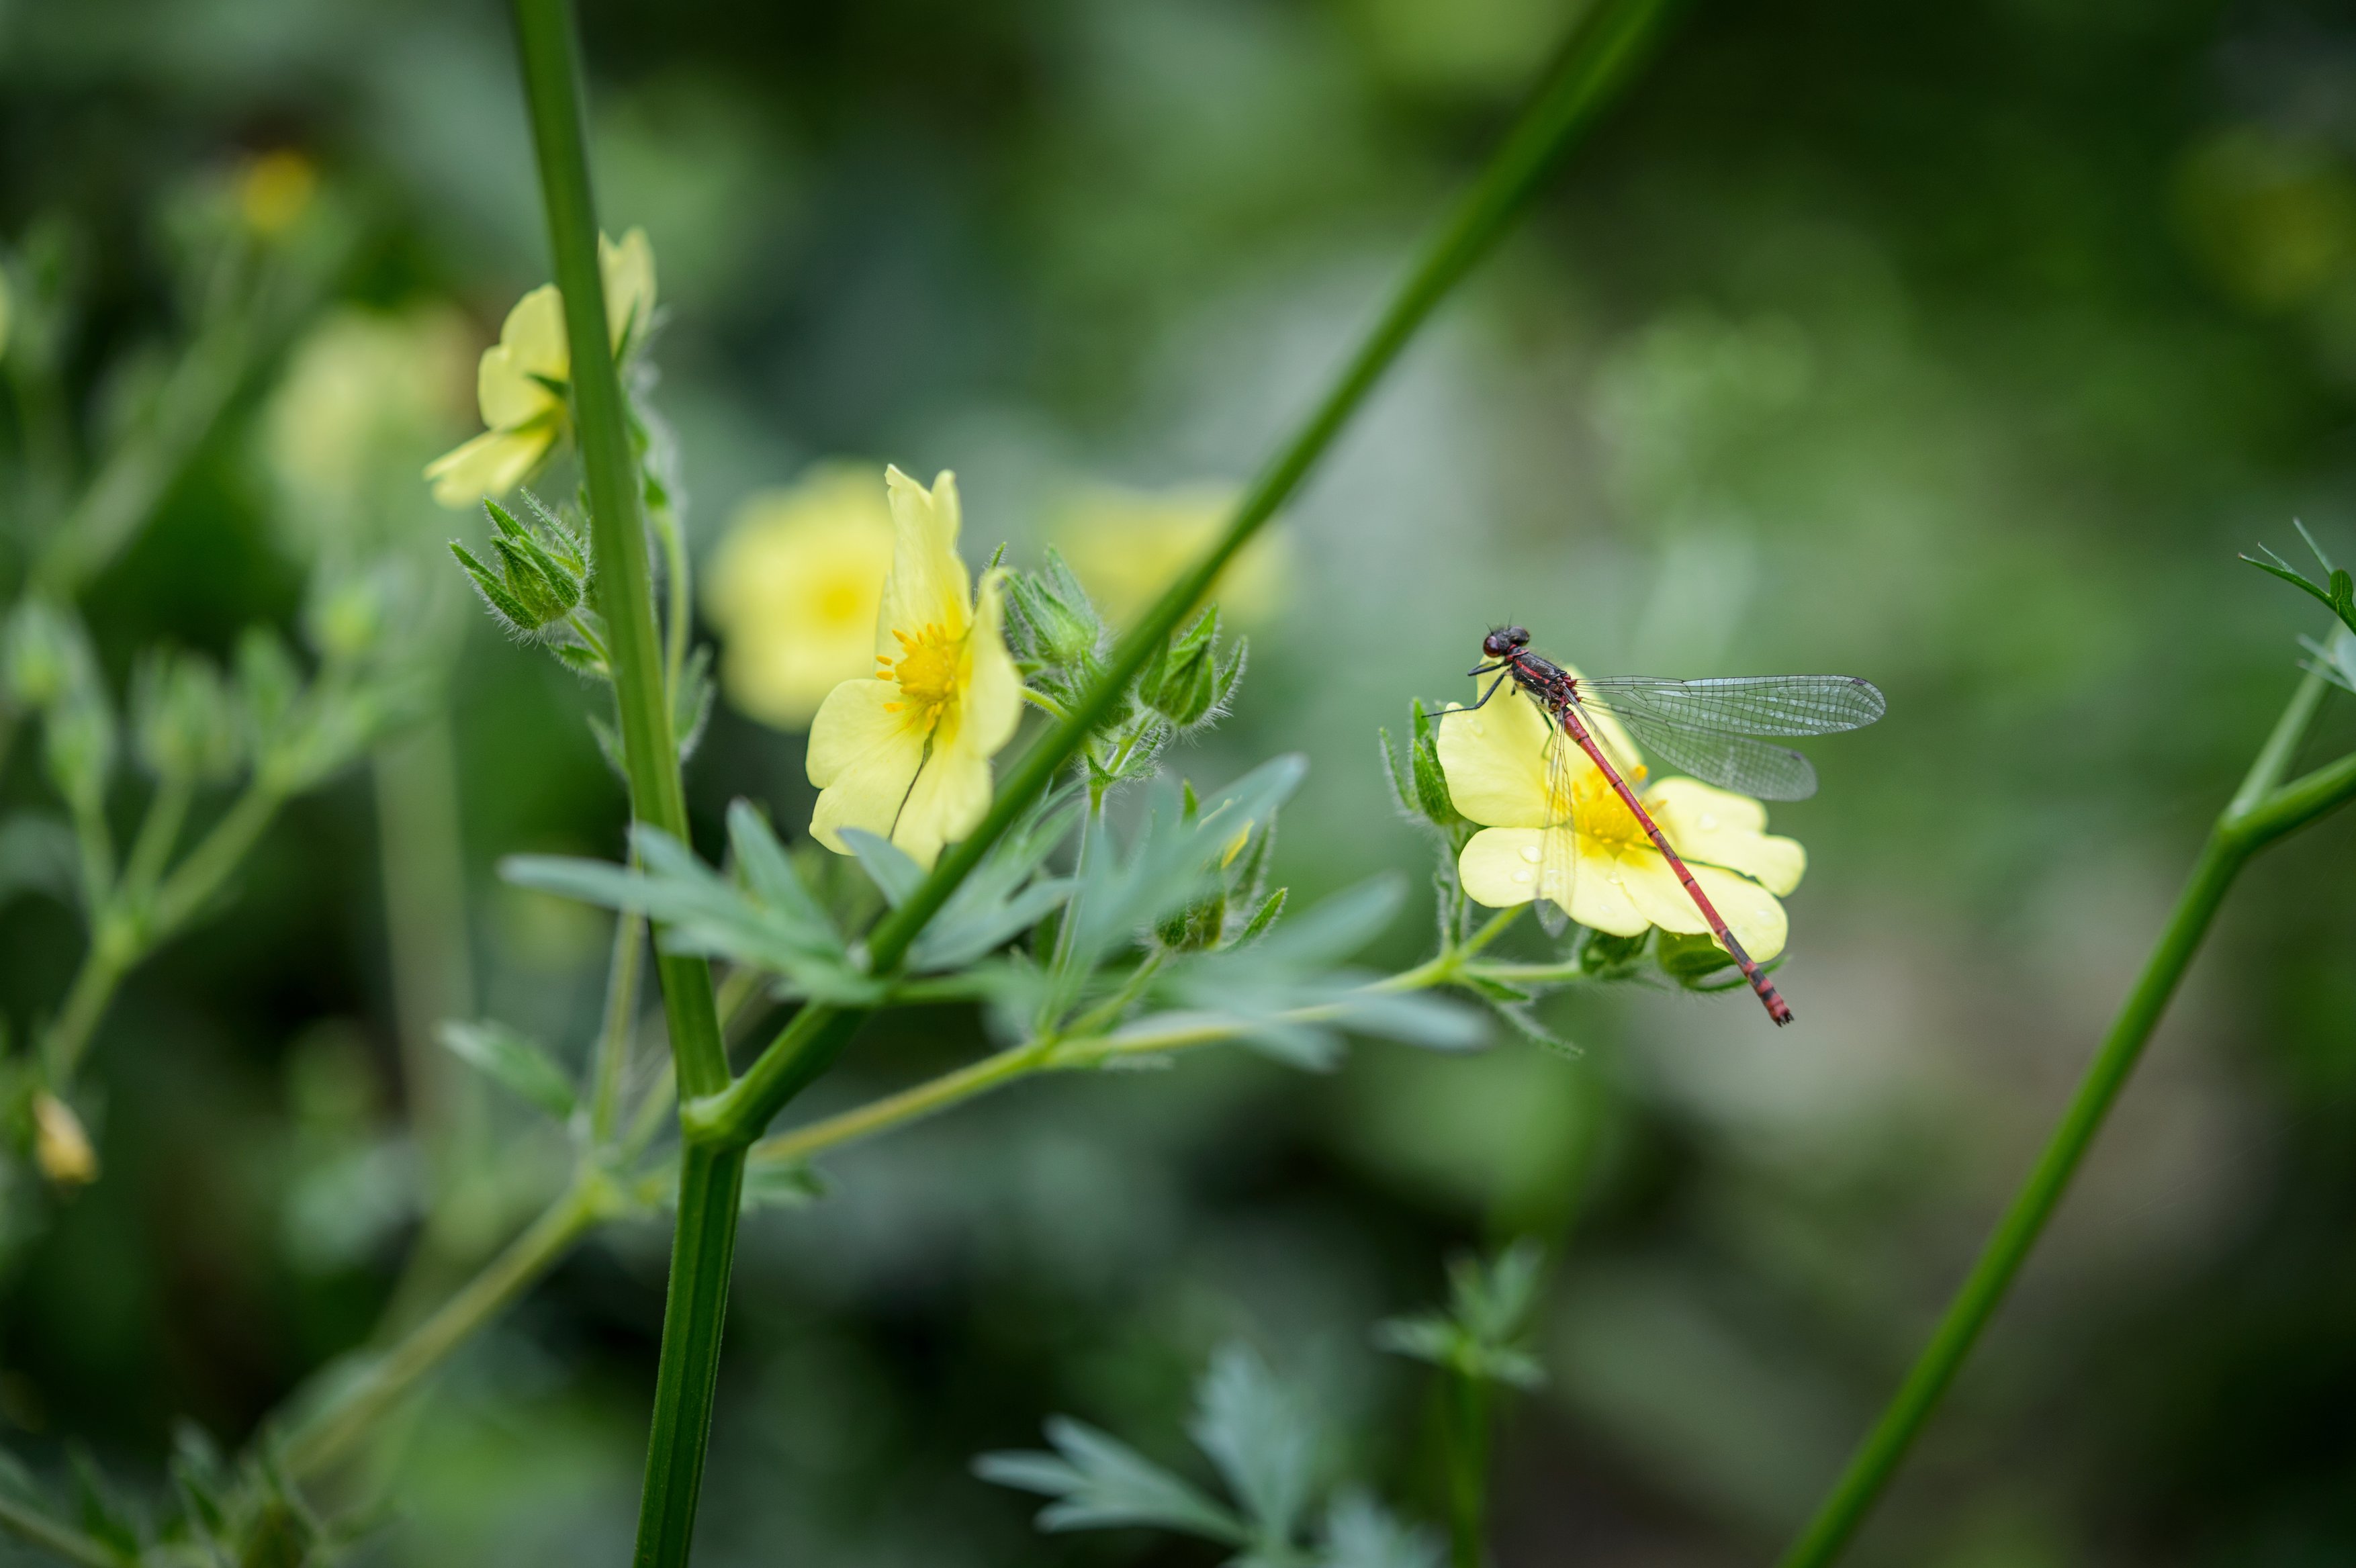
{"left": 439, "top": 1020, "right": 577, "bottom": 1119}
{"left": 1188, "top": 1342, "right": 1319, "bottom": 1542}
{"left": 975, "top": 1416, "right": 1244, "bottom": 1544}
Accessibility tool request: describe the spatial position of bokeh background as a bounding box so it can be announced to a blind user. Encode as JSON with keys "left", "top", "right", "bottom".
{"left": 5, "top": 0, "right": 2356, "bottom": 1562}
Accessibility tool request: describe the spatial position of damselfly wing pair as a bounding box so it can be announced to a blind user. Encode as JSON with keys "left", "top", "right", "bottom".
{"left": 1463, "top": 626, "right": 1885, "bottom": 1025}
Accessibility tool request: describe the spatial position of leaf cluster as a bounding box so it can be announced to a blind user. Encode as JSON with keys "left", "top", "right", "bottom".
{"left": 1373, "top": 1240, "right": 1548, "bottom": 1391}
{"left": 976, "top": 1342, "right": 1441, "bottom": 1568}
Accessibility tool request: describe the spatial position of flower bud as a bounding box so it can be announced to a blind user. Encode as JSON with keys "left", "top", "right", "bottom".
{"left": 3, "top": 601, "right": 81, "bottom": 709}
{"left": 305, "top": 572, "right": 385, "bottom": 663}
{"left": 32, "top": 1093, "right": 97, "bottom": 1185}
{"left": 42, "top": 687, "right": 117, "bottom": 815}
{"left": 1005, "top": 553, "right": 1101, "bottom": 665}
{"left": 132, "top": 651, "right": 241, "bottom": 784}
{"left": 1142, "top": 607, "right": 1225, "bottom": 728}
{"left": 453, "top": 496, "right": 591, "bottom": 636}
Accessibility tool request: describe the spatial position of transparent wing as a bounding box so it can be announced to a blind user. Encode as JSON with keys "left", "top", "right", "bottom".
{"left": 1588, "top": 702, "right": 1820, "bottom": 800}
{"left": 1537, "top": 711, "right": 1578, "bottom": 937}
{"left": 1574, "top": 675, "right": 1886, "bottom": 737}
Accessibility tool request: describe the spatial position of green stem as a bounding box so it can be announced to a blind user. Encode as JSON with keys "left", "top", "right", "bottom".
{"left": 0, "top": 1493, "right": 116, "bottom": 1568}
{"left": 372, "top": 718, "right": 480, "bottom": 1189}
{"left": 1776, "top": 663, "right": 2356, "bottom": 1568}
{"left": 508, "top": 5, "right": 732, "bottom": 1563}
{"left": 631, "top": 1142, "right": 744, "bottom": 1559}
{"left": 121, "top": 772, "right": 193, "bottom": 903}
{"left": 150, "top": 782, "right": 284, "bottom": 937}
{"left": 1445, "top": 1370, "right": 1491, "bottom": 1568}
{"left": 277, "top": 1175, "right": 609, "bottom": 1481}
{"left": 709, "top": 0, "right": 1676, "bottom": 1150}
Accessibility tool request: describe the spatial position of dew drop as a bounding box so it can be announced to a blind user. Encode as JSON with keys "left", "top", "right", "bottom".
{"left": 1520, "top": 844, "right": 1542, "bottom": 863}
{"left": 1512, "top": 870, "right": 1533, "bottom": 885}
{"left": 1606, "top": 869, "right": 1623, "bottom": 886}
{"left": 1698, "top": 813, "right": 1719, "bottom": 830}
{"left": 1470, "top": 721, "right": 1485, "bottom": 736}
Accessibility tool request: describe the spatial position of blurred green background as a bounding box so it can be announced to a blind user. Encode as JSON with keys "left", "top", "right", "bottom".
{"left": 5, "top": 0, "right": 2356, "bottom": 1561}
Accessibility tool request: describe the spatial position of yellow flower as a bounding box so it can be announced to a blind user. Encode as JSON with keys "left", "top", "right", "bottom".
{"left": 266, "top": 304, "right": 475, "bottom": 526}
{"left": 1437, "top": 676, "right": 1804, "bottom": 960}
{"left": 238, "top": 150, "right": 318, "bottom": 236}
{"left": 32, "top": 1093, "right": 96, "bottom": 1185}
{"left": 703, "top": 465, "right": 897, "bottom": 729}
{"left": 1052, "top": 483, "right": 1287, "bottom": 627}
{"left": 807, "top": 467, "right": 1022, "bottom": 870}
{"left": 423, "top": 228, "right": 658, "bottom": 508}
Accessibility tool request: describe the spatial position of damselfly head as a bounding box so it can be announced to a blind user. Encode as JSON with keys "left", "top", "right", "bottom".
{"left": 1482, "top": 625, "right": 1530, "bottom": 659}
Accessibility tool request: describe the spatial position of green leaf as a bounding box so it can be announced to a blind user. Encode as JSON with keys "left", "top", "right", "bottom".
{"left": 837, "top": 829, "right": 925, "bottom": 908}
{"left": 1318, "top": 1491, "right": 1442, "bottom": 1568}
{"left": 975, "top": 1416, "right": 1245, "bottom": 1543}
{"left": 1188, "top": 1342, "right": 1320, "bottom": 1544}
{"left": 738, "top": 1158, "right": 827, "bottom": 1211}
{"left": 438, "top": 1019, "right": 578, "bottom": 1119}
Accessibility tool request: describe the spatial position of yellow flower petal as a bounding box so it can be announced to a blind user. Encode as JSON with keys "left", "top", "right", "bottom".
{"left": 479, "top": 285, "right": 568, "bottom": 430}
{"left": 894, "top": 739, "right": 993, "bottom": 870}
{"left": 1051, "top": 482, "right": 1289, "bottom": 627}
{"left": 807, "top": 678, "right": 927, "bottom": 854}
{"left": 1436, "top": 695, "right": 1557, "bottom": 828}
{"left": 1617, "top": 852, "right": 1788, "bottom": 962}
{"left": 1644, "top": 776, "right": 1807, "bottom": 896}
{"left": 600, "top": 227, "right": 658, "bottom": 356}
{"left": 422, "top": 424, "right": 557, "bottom": 508}
{"left": 957, "top": 569, "right": 1023, "bottom": 759}
{"left": 705, "top": 467, "right": 897, "bottom": 728}
{"left": 878, "top": 467, "right": 972, "bottom": 650}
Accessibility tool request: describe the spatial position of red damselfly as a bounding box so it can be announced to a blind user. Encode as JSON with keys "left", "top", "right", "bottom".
{"left": 1464, "top": 625, "right": 1885, "bottom": 1026}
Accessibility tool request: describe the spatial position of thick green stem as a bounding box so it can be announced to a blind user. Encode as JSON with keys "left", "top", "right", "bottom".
{"left": 508, "top": 4, "right": 733, "bottom": 1563}
{"left": 1776, "top": 663, "right": 2356, "bottom": 1568}
{"left": 709, "top": 0, "right": 1677, "bottom": 1150}
{"left": 632, "top": 1142, "right": 745, "bottom": 1561}
{"left": 277, "top": 1176, "right": 608, "bottom": 1480}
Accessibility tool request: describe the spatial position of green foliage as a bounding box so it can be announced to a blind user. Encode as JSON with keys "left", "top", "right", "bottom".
{"left": 438, "top": 1019, "right": 578, "bottom": 1121}
{"left": 978, "top": 1340, "right": 1443, "bottom": 1568}
{"left": 1374, "top": 1240, "right": 1547, "bottom": 1391}
{"left": 2243, "top": 521, "right": 2356, "bottom": 640}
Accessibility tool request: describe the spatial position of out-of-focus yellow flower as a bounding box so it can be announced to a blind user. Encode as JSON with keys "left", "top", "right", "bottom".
{"left": 424, "top": 228, "right": 658, "bottom": 508}
{"left": 32, "top": 1093, "right": 96, "bottom": 1185}
{"left": 704, "top": 465, "right": 897, "bottom": 729}
{"left": 807, "top": 467, "right": 1021, "bottom": 870}
{"left": 1437, "top": 675, "right": 1803, "bottom": 959}
{"left": 267, "top": 305, "right": 475, "bottom": 526}
{"left": 1052, "top": 483, "right": 1287, "bottom": 627}
{"left": 238, "top": 150, "right": 318, "bottom": 236}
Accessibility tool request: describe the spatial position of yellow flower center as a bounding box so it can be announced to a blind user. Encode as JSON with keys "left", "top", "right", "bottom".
{"left": 1557, "top": 762, "right": 1652, "bottom": 849}
{"left": 880, "top": 622, "right": 963, "bottom": 727}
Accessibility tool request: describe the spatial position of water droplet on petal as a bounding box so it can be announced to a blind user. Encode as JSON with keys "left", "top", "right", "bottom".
{"left": 1470, "top": 721, "right": 1485, "bottom": 736}
{"left": 1520, "top": 844, "right": 1542, "bottom": 863}
{"left": 1698, "top": 813, "right": 1719, "bottom": 830}
{"left": 1512, "top": 870, "right": 1533, "bottom": 885}
{"left": 1606, "top": 869, "right": 1623, "bottom": 886}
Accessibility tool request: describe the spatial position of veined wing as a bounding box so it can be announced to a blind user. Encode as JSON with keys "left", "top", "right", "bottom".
{"left": 1574, "top": 675, "right": 1886, "bottom": 738}
{"left": 1595, "top": 710, "right": 1819, "bottom": 800}
{"left": 1536, "top": 713, "right": 1579, "bottom": 937}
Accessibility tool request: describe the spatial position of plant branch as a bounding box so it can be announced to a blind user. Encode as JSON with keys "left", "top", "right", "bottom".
{"left": 277, "top": 1174, "right": 610, "bottom": 1481}
{"left": 709, "top": 0, "right": 1678, "bottom": 1150}
{"left": 1776, "top": 659, "right": 2354, "bottom": 1568}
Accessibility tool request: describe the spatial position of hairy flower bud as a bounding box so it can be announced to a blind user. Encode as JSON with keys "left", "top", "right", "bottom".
{"left": 452, "top": 496, "right": 592, "bottom": 636}
{"left": 1142, "top": 607, "right": 1240, "bottom": 729}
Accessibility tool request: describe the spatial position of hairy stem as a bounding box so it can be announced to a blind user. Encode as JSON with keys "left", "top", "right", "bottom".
{"left": 1776, "top": 661, "right": 2356, "bottom": 1568}
{"left": 508, "top": 2, "right": 731, "bottom": 1562}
